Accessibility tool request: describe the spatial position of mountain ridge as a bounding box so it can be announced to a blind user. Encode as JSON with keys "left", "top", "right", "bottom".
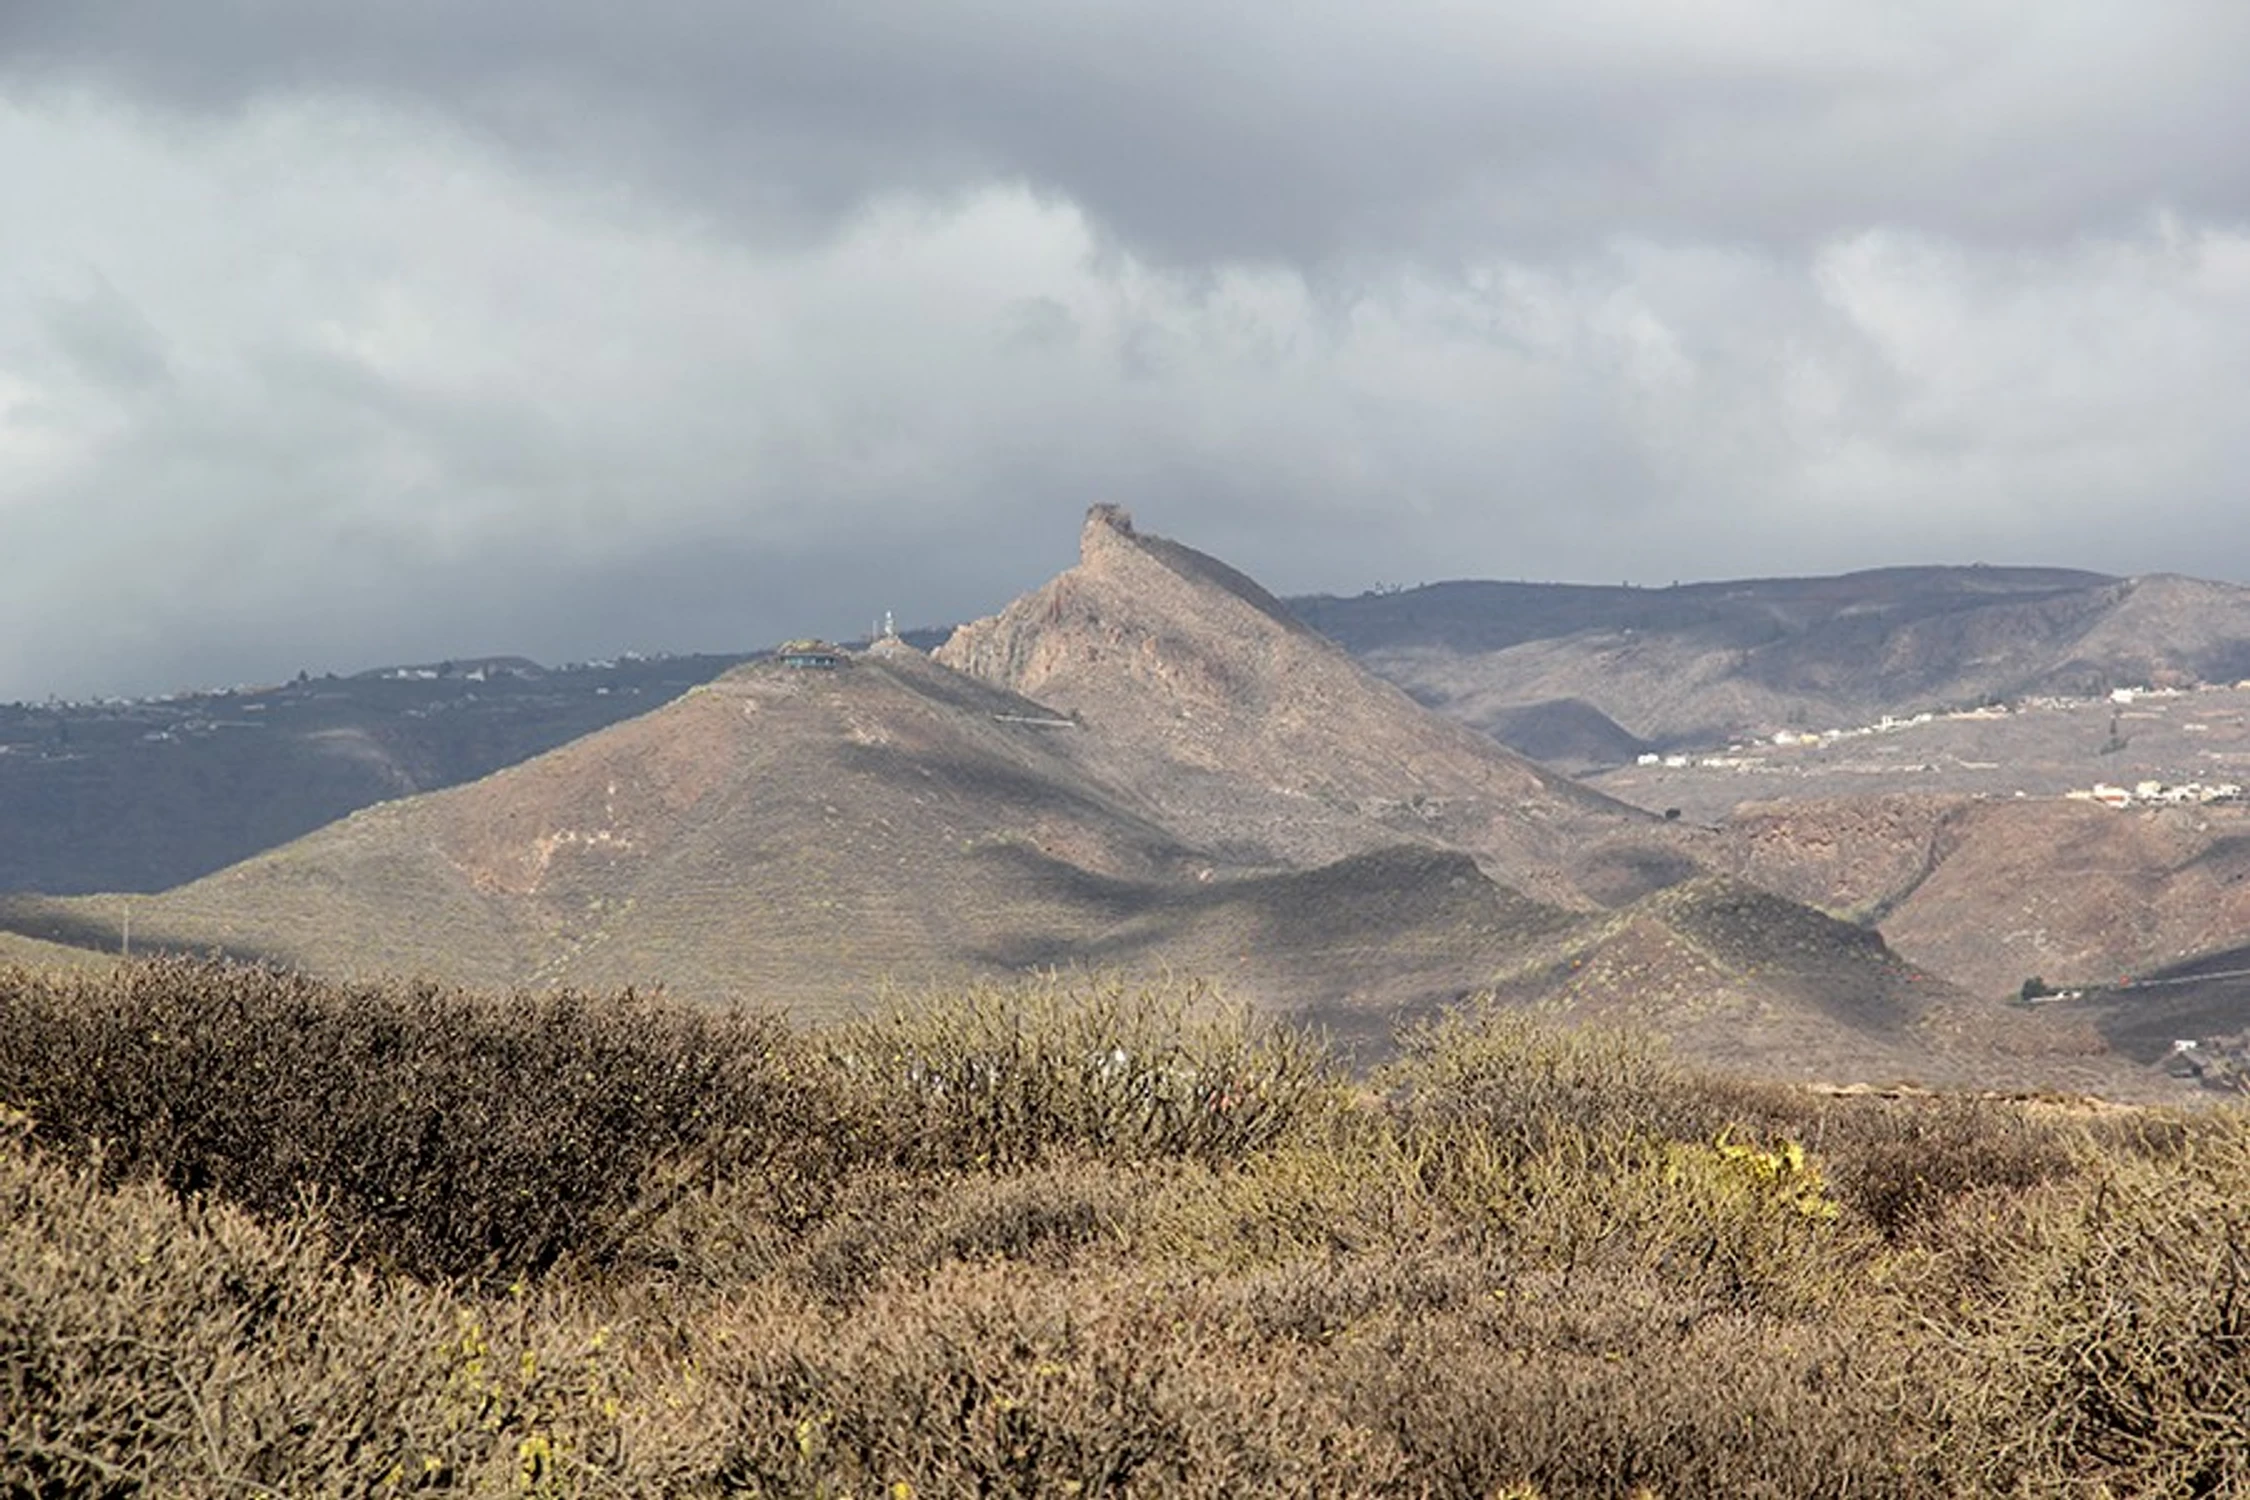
{"left": 1291, "top": 565, "right": 2250, "bottom": 755}
{"left": 3, "top": 519, "right": 2243, "bottom": 1095}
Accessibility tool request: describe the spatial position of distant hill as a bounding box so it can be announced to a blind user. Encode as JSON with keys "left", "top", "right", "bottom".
{"left": 0, "top": 928, "right": 115, "bottom": 972}
{"left": 1476, "top": 699, "right": 1651, "bottom": 774}
{"left": 1474, "top": 875, "right": 2140, "bottom": 1094}
{"left": 1709, "top": 788, "right": 2250, "bottom": 1087}
{"left": 1291, "top": 567, "right": 2250, "bottom": 759}
{"left": 0, "top": 654, "right": 752, "bottom": 895}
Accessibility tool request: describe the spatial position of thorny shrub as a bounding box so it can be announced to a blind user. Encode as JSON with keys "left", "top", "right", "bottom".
{"left": 0, "top": 957, "right": 835, "bottom": 1282}
{"left": 1379, "top": 1002, "right": 1791, "bottom": 1160}
{"left": 6, "top": 960, "right": 2250, "bottom": 1496}
{"left": 825, "top": 975, "right": 1335, "bottom": 1170}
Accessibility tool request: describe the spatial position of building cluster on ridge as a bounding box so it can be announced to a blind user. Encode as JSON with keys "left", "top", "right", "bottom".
{"left": 2067, "top": 779, "right": 2243, "bottom": 809}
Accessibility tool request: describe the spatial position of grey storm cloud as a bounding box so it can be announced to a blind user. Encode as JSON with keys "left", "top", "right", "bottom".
{"left": 2, "top": 3, "right": 2249, "bottom": 700}
{"left": 9, "top": 2, "right": 2250, "bottom": 258}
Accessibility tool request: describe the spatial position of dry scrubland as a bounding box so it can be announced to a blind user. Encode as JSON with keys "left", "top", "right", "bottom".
{"left": 4, "top": 961, "right": 2248, "bottom": 1497}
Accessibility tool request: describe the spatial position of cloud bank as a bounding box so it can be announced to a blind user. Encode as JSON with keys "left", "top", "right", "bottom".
{"left": 2, "top": 3, "right": 2247, "bottom": 698}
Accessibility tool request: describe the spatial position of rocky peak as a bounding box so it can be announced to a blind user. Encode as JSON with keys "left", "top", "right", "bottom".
{"left": 938, "top": 505, "right": 1316, "bottom": 707}
{"left": 936, "top": 508, "right": 1658, "bottom": 902}
{"left": 1083, "top": 502, "right": 1136, "bottom": 551}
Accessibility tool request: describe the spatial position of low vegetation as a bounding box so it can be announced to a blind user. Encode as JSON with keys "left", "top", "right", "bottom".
{"left": 4, "top": 957, "right": 2247, "bottom": 1496}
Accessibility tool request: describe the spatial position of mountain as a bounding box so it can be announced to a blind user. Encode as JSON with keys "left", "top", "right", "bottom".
{"left": 0, "top": 512, "right": 2203, "bottom": 1094}
{"left": 7, "top": 510, "right": 1660, "bottom": 1036}
{"left": 21, "top": 558, "right": 2250, "bottom": 900}
{"left": 20, "top": 556, "right": 2250, "bottom": 904}
{"left": 936, "top": 506, "right": 1690, "bottom": 908}
{"left": 1291, "top": 567, "right": 2250, "bottom": 758}
{"left": 0, "top": 633, "right": 1581, "bottom": 1043}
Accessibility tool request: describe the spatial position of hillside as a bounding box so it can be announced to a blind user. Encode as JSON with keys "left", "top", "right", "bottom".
{"left": 0, "top": 929, "right": 116, "bottom": 972}
{"left": 1, "top": 639, "right": 1578, "bottom": 1036}
{"left": 1717, "top": 791, "right": 2250, "bottom": 1076}
{"left": 1729, "top": 794, "right": 2250, "bottom": 999}
{"left": 1468, "top": 874, "right": 2156, "bottom": 1095}
{"left": 1588, "top": 678, "right": 2250, "bottom": 825}
{"left": 1291, "top": 567, "right": 2250, "bottom": 758}
{"left": 0, "top": 654, "right": 751, "bottom": 895}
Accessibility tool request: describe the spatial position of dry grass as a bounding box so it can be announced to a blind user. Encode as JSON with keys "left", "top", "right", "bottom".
{"left": 5, "top": 961, "right": 2248, "bottom": 1496}
{"left": 0, "top": 932, "right": 115, "bottom": 972}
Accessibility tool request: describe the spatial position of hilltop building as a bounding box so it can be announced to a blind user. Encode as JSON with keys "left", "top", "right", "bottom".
{"left": 777, "top": 640, "right": 846, "bottom": 670}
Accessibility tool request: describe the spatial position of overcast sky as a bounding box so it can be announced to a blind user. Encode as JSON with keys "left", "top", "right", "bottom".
{"left": 4, "top": 3, "right": 2249, "bottom": 700}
